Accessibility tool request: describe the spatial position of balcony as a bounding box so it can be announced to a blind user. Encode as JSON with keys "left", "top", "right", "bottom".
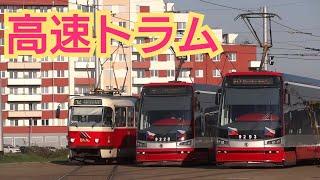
{"left": 74, "top": 62, "right": 95, "bottom": 69}
{"left": 8, "top": 94, "right": 42, "bottom": 102}
{"left": 7, "top": 78, "right": 41, "bottom": 86}
{"left": 132, "top": 61, "right": 150, "bottom": 69}
{"left": 8, "top": 111, "right": 42, "bottom": 118}
{"left": 7, "top": 62, "right": 41, "bottom": 69}
{"left": 133, "top": 77, "right": 175, "bottom": 85}
{"left": 150, "top": 61, "right": 175, "bottom": 70}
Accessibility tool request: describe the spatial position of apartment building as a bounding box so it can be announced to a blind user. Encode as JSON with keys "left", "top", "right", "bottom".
{"left": 0, "top": 0, "right": 104, "bottom": 147}
{"left": 0, "top": 0, "right": 257, "bottom": 147}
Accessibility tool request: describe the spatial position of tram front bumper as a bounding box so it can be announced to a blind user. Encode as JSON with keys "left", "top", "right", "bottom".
{"left": 216, "top": 147, "right": 285, "bottom": 166}
{"left": 136, "top": 148, "right": 204, "bottom": 165}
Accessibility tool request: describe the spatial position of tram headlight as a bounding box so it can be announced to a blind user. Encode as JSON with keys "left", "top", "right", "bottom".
{"left": 217, "top": 138, "right": 229, "bottom": 145}
{"left": 178, "top": 140, "right": 193, "bottom": 146}
{"left": 265, "top": 138, "right": 281, "bottom": 145}
{"left": 70, "top": 138, "right": 75, "bottom": 143}
{"left": 137, "top": 141, "right": 147, "bottom": 147}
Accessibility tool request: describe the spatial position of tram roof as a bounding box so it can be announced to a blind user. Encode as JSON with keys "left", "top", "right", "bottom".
{"left": 143, "top": 82, "right": 220, "bottom": 92}
{"left": 225, "top": 71, "right": 282, "bottom": 77}
{"left": 283, "top": 73, "right": 320, "bottom": 88}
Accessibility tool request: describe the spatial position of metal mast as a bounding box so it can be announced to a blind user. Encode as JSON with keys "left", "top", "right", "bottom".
{"left": 93, "top": 0, "right": 100, "bottom": 89}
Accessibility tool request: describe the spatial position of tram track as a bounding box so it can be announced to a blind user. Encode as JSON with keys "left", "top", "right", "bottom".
{"left": 106, "top": 165, "right": 118, "bottom": 180}
{"left": 55, "top": 163, "right": 118, "bottom": 180}
{"left": 56, "top": 164, "right": 84, "bottom": 180}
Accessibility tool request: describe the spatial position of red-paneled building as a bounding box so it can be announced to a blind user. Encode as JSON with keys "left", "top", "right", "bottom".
{"left": 0, "top": 0, "right": 69, "bottom": 147}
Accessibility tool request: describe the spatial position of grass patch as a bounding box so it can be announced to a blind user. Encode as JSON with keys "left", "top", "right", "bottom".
{"left": 0, "top": 147, "right": 68, "bottom": 164}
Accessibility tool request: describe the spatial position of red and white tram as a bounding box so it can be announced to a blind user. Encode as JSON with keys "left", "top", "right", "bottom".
{"left": 216, "top": 71, "right": 320, "bottom": 166}
{"left": 136, "top": 82, "right": 219, "bottom": 165}
{"left": 67, "top": 94, "right": 138, "bottom": 162}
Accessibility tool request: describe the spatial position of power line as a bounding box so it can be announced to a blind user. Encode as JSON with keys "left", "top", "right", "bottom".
{"left": 266, "top": 1, "right": 305, "bottom": 8}
{"left": 199, "top": 0, "right": 254, "bottom": 12}
{"left": 273, "top": 56, "right": 320, "bottom": 61}
{"left": 198, "top": 0, "right": 320, "bottom": 38}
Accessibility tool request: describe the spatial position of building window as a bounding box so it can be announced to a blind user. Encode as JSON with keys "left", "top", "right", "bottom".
{"left": 39, "top": 6, "right": 48, "bottom": 13}
{"left": 9, "top": 71, "right": 18, "bottom": 79}
{"left": 56, "top": 6, "right": 65, "bottom": 12}
{"left": 179, "top": 69, "right": 190, "bottom": 78}
{"left": 31, "top": 119, "right": 38, "bottom": 126}
{"left": 177, "top": 22, "right": 187, "bottom": 30}
{"left": 150, "top": 56, "right": 158, "bottom": 61}
{"left": 41, "top": 71, "right": 49, "bottom": 78}
{"left": 119, "top": 21, "right": 127, "bottom": 28}
{"left": 195, "top": 54, "right": 203, "bottom": 62}
{"left": 29, "top": 103, "right": 38, "bottom": 110}
{"left": 10, "top": 88, "right": 18, "bottom": 95}
{"left": 0, "top": 71, "right": 5, "bottom": 78}
{"left": 213, "top": 69, "right": 221, "bottom": 77}
{"left": 0, "top": 38, "right": 4, "bottom": 46}
{"left": 25, "top": 71, "right": 37, "bottom": 79}
{"left": 195, "top": 70, "right": 203, "bottom": 78}
{"left": 57, "top": 70, "right": 65, "bottom": 77}
{"left": 136, "top": 69, "right": 145, "bottom": 78}
{"left": 57, "top": 86, "right": 65, "bottom": 94}
{"left": 57, "top": 55, "right": 65, "bottom": 61}
{"left": 212, "top": 54, "right": 221, "bottom": 61}
{"left": 167, "top": 70, "right": 175, "bottom": 77}
{"left": 74, "top": 86, "right": 89, "bottom": 95}
{"left": 0, "top": 6, "right": 4, "bottom": 13}
{"left": 28, "top": 87, "right": 37, "bottom": 95}
{"left": 150, "top": 70, "right": 158, "bottom": 77}
{"left": 41, "top": 56, "right": 49, "bottom": 61}
{"left": 0, "top": 21, "right": 4, "bottom": 29}
{"left": 42, "top": 119, "right": 49, "bottom": 126}
{"left": 41, "top": 87, "right": 49, "bottom": 94}
{"left": 41, "top": 103, "right": 49, "bottom": 110}
{"left": 10, "top": 120, "right": 19, "bottom": 127}
{"left": 136, "top": 38, "right": 144, "bottom": 44}
{"left": 9, "top": 103, "right": 18, "bottom": 111}
{"left": 25, "top": 55, "right": 36, "bottom": 62}
{"left": 227, "top": 53, "right": 237, "bottom": 61}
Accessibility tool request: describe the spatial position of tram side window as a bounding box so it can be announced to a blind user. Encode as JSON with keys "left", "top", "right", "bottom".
{"left": 115, "top": 107, "right": 126, "bottom": 127}
{"left": 284, "top": 111, "right": 291, "bottom": 134}
{"left": 302, "top": 108, "right": 313, "bottom": 134}
{"left": 314, "top": 108, "right": 320, "bottom": 127}
{"left": 127, "top": 107, "right": 135, "bottom": 127}
{"left": 103, "top": 107, "right": 113, "bottom": 126}
{"left": 292, "top": 109, "right": 306, "bottom": 134}
{"left": 205, "top": 107, "right": 219, "bottom": 137}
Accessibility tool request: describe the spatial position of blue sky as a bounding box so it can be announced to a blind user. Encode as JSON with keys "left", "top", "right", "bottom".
{"left": 169, "top": 0, "right": 320, "bottom": 78}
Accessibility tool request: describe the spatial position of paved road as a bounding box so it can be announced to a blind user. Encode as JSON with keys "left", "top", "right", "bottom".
{"left": 1, "top": 162, "right": 320, "bottom": 180}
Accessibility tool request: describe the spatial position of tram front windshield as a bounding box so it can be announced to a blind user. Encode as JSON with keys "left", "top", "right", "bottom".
{"left": 70, "top": 106, "right": 113, "bottom": 127}
{"left": 219, "top": 88, "right": 282, "bottom": 140}
{"left": 139, "top": 95, "right": 192, "bottom": 141}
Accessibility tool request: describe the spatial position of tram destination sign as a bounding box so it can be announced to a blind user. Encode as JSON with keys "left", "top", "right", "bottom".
{"left": 143, "top": 86, "right": 192, "bottom": 96}
{"left": 74, "top": 99, "right": 102, "bottom": 105}
{"left": 227, "top": 76, "right": 280, "bottom": 87}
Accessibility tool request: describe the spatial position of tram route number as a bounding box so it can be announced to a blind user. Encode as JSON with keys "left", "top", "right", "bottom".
{"left": 74, "top": 99, "right": 102, "bottom": 105}
{"left": 238, "top": 134, "right": 257, "bottom": 140}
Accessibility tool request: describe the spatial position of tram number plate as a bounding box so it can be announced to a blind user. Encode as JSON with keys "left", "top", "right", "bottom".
{"left": 238, "top": 134, "right": 257, "bottom": 140}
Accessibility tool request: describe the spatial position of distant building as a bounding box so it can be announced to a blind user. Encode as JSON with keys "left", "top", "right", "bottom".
{"left": 0, "top": 0, "right": 257, "bottom": 147}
